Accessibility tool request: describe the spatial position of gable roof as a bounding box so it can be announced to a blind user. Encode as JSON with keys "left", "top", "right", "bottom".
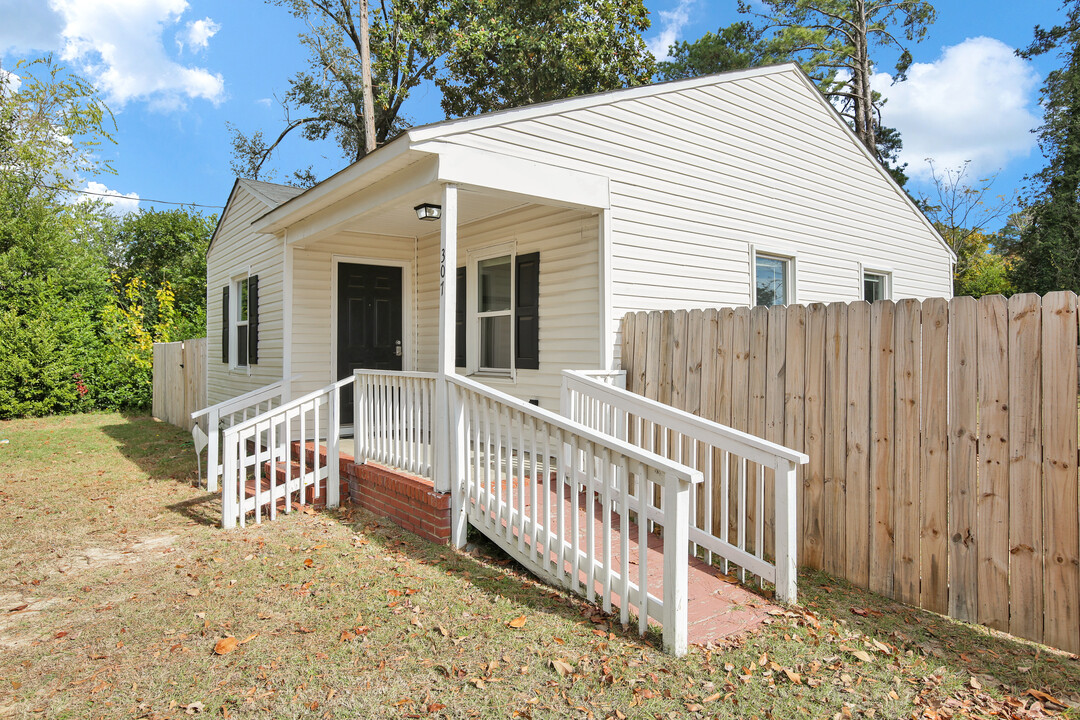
{"left": 248, "top": 62, "right": 953, "bottom": 261}
{"left": 207, "top": 178, "right": 304, "bottom": 254}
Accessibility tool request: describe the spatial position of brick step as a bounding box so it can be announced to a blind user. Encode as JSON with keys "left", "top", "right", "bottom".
{"left": 243, "top": 460, "right": 333, "bottom": 512}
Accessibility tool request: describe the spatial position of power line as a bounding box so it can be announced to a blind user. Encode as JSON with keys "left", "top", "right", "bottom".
{"left": 44, "top": 184, "right": 225, "bottom": 210}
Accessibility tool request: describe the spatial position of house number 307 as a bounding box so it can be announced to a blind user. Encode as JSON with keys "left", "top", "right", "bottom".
{"left": 439, "top": 249, "right": 445, "bottom": 297}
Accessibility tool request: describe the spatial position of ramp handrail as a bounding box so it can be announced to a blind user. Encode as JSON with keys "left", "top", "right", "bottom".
{"left": 190, "top": 376, "right": 299, "bottom": 492}
{"left": 447, "top": 372, "right": 701, "bottom": 656}
{"left": 561, "top": 369, "right": 808, "bottom": 604}
{"left": 220, "top": 376, "right": 350, "bottom": 529}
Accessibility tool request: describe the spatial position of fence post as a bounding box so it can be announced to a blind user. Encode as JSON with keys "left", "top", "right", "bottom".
{"left": 222, "top": 429, "right": 238, "bottom": 529}
{"left": 327, "top": 384, "right": 341, "bottom": 508}
{"left": 662, "top": 471, "right": 690, "bottom": 657}
{"left": 774, "top": 459, "right": 798, "bottom": 604}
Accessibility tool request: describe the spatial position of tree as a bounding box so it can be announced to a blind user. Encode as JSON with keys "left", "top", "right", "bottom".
{"left": 437, "top": 0, "right": 655, "bottom": 118}
{"left": 0, "top": 55, "right": 116, "bottom": 198}
{"left": 921, "top": 159, "right": 1016, "bottom": 294}
{"left": 656, "top": 21, "right": 789, "bottom": 80}
{"left": 738, "top": 0, "right": 935, "bottom": 158}
{"left": 1009, "top": 0, "right": 1080, "bottom": 294}
{"left": 230, "top": 0, "right": 454, "bottom": 182}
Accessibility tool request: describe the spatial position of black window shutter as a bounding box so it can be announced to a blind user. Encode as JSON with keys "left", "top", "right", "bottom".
{"left": 221, "top": 285, "right": 230, "bottom": 364}
{"left": 455, "top": 266, "right": 466, "bottom": 367}
{"left": 247, "top": 275, "right": 259, "bottom": 365}
{"left": 514, "top": 252, "right": 540, "bottom": 370}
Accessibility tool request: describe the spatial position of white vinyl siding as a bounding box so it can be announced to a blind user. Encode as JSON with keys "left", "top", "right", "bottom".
{"left": 416, "top": 204, "right": 600, "bottom": 409}
{"left": 289, "top": 232, "right": 416, "bottom": 400}
{"left": 425, "top": 66, "right": 952, "bottom": 362}
{"left": 206, "top": 186, "right": 285, "bottom": 405}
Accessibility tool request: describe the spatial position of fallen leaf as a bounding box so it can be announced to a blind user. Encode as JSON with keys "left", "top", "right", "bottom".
{"left": 303, "top": 558, "right": 313, "bottom": 568}
{"left": 238, "top": 633, "right": 257, "bottom": 645}
{"left": 851, "top": 650, "right": 873, "bottom": 663}
{"left": 186, "top": 589, "right": 200, "bottom": 597}
{"left": 213, "top": 637, "right": 238, "bottom": 655}
{"left": 182, "top": 701, "right": 204, "bottom": 714}
{"left": 507, "top": 615, "right": 527, "bottom": 629}
{"left": 784, "top": 668, "right": 802, "bottom": 684}
{"left": 551, "top": 659, "right": 574, "bottom": 677}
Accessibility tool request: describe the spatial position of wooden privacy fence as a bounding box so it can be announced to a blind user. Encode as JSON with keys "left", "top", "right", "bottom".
{"left": 152, "top": 338, "right": 207, "bottom": 432}
{"left": 619, "top": 293, "right": 1080, "bottom": 654}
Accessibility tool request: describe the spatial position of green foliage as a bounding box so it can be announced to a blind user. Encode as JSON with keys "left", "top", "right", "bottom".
{"left": 231, "top": 0, "right": 454, "bottom": 181}
{"left": 437, "top": 0, "right": 654, "bottom": 118}
{"left": 1010, "top": 0, "right": 1080, "bottom": 294}
{"left": 942, "top": 226, "right": 1015, "bottom": 298}
{"left": 656, "top": 21, "right": 789, "bottom": 80}
{"left": 0, "top": 57, "right": 209, "bottom": 417}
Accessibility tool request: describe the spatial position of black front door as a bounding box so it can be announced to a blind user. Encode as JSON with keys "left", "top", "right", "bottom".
{"left": 337, "top": 262, "right": 403, "bottom": 424}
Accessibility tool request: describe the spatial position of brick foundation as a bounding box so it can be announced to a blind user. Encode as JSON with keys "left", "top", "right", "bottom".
{"left": 346, "top": 462, "right": 451, "bottom": 544}
{"left": 286, "top": 440, "right": 451, "bottom": 544}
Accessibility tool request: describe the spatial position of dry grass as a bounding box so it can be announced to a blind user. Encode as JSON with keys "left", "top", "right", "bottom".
{"left": 0, "top": 413, "right": 1077, "bottom": 719}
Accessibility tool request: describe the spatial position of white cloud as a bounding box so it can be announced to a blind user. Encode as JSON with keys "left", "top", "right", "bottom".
{"left": 646, "top": 0, "right": 695, "bottom": 62}
{"left": 48, "top": 0, "right": 224, "bottom": 109}
{"left": 874, "top": 36, "right": 1040, "bottom": 180}
{"left": 1, "top": 67, "right": 21, "bottom": 93}
{"left": 0, "top": 0, "right": 63, "bottom": 54}
{"left": 76, "top": 181, "right": 140, "bottom": 214}
{"left": 256, "top": 97, "right": 272, "bottom": 107}
{"left": 179, "top": 17, "right": 220, "bottom": 53}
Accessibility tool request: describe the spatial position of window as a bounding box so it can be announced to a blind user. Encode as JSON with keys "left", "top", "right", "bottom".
{"left": 863, "top": 271, "right": 890, "bottom": 302}
{"left": 460, "top": 249, "right": 540, "bottom": 375}
{"left": 234, "top": 277, "right": 250, "bottom": 367}
{"left": 755, "top": 253, "right": 790, "bottom": 307}
{"left": 222, "top": 274, "right": 258, "bottom": 368}
{"left": 478, "top": 255, "right": 512, "bottom": 371}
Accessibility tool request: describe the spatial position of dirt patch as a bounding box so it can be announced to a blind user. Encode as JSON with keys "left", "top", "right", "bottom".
{"left": 0, "top": 535, "right": 177, "bottom": 648}
{"left": 41, "top": 534, "right": 177, "bottom": 574}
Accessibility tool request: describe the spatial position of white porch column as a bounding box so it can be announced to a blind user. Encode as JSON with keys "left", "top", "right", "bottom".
{"left": 435, "top": 183, "right": 458, "bottom": 497}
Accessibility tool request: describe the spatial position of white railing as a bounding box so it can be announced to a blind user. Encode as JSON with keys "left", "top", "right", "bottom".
{"left": 353, "top": 370, "right": 438, "bottom": 478}
{"left": 191, "top": 376, "right": 298, "bottom": 492}
{"left": 447, "top": 373, "right": 702, "bottom": 656}
{"left": 220, "top": 376, "right": 349, "bottom": 529}
{"left": 560, "top": 369, "right": 809, "bottom": 604}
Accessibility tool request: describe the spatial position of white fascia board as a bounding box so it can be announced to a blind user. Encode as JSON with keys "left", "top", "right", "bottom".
{"left": 424, "top": 142, "right": 610, "bottom": 210}
{"left": 787, "top": 70, "right": 957, "bottom": 263}
{"left": 283, "top": 155, "right": 440, "bottom": 246}
{"left": 251, "top": 135, "right": 416, "bottom": 235}
{"left": 407, "top": 64, "right": 802, "bottom": 143}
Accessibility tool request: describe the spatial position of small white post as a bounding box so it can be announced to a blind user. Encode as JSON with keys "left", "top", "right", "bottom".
{"left": 327, "top": 384, "right": 341, "bottom": 508}
{"left": 661, "top": 471, "right": 690, "bottom": 657}
{"left": 774, "top": 459, "right": 798, "bottom": 604}
{"left": 207, "top": 407, "right": 220, "bottom": 492}
{"left": 450, "top": 384, "right": 469, "bottom": 548}
{"left": 221, "top": 430, "right": 237, "bottom": 529}
{"left": 435, "top": 183, "right": 458, "bottom": 494}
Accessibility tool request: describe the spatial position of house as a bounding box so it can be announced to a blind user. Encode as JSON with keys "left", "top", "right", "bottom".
{"left": 205, "top": 62, "right": 953, "bottom": 415}
{"left": 201, "top": 63, "right": 956, "bottom": 654}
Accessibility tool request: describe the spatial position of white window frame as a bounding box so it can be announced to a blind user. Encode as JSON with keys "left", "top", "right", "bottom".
{"left": 467, "top": 241, "right": 516, "bottom": 379}
{"left": 860, "top": 264, "right": 893, "bottom": 302}
{"left": 750, "top": 245, "right": 797, "bottom": 307}
{"left": 230, "top": 272, "right": 250, "bottom": 371}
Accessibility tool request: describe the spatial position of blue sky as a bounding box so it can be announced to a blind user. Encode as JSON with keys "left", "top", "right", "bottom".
{"left": 0, "top": 0, "right": 1067, "bottom": 226}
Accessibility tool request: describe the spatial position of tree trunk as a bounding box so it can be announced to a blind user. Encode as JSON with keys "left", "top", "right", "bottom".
{"left": 852, "top": 0, "right": 876, "bottom": 155}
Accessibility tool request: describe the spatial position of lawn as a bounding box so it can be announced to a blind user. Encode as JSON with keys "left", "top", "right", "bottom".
{"left": 0, "top": 413, "right": 1077, "bottom": 719}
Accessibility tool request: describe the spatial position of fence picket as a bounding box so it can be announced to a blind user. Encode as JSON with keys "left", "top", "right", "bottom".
{"left": 920, "top": 297, "right": 949, "bottom": 614}
{"left": 803, "top": 304, "right": 827, "bottom": 571}
{"left": 747, "top": 306, "right": 769, "bottom": 557}
{"left": 764, "top": 305, "right": 786, "bottom": 560}
{"left": 1008, "top": 293, "right": 1044, "bottom": 643}
{"left": 1041, "top": 291, "right": 1079, "bottom": 653}
{"left": 869, "top": 300, "right": 896, "bottom": 598}
{"left": 893, "top": 299, "right": 922, "bottom": 606}
{"left": 845, "top": 302, "right": 871, "bottom": 589}
{"left": 948, "top": 296, "right": 979, "bottom": 623}
{"left": 824, "top": 302, "right": 848, "bottom": 577}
